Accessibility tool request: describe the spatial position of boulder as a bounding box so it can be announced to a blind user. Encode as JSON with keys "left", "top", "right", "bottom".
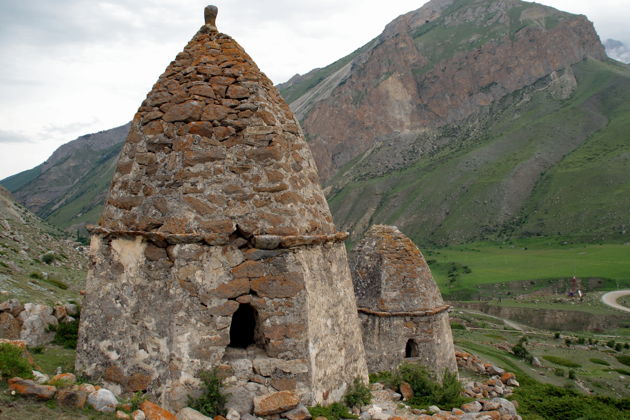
{"left": 32, "top": 370, "right": 50, "bottom": 384}
{"left": 490, "top": 397, "right": 518, "bottom": 417}
{"left": 226, "top": 408, "right": 241, "bottom": 420}
{"left": 461, "top": 401, "right": 482, "bottom": 413}
{"left": 17, "top": 303, "right": 58, "bottom": 346}
{"left": 284, "top": 404, "right": 311, "bottom": 420}
{"left": 176, "top": 407, "right": 212, "bottom": 419}
{"left": 399, "top": 382, "right": 413, "bottom": 401}
{"left": 0, "top": 312, "right": 22, "bottom": 339}
{"left": 64, "top": 303, "right": 79, "bottom": 316}
{"left": 253, "top": 391, "right": 299, "bottom": 416}
{"left": 88, "top": 388, "right": 118, "bottom": 412}
{"left": 8, "top": 377, "right": 56, "bottom": 399}
{"left": 53, "top": 305, "right": 67, "bottom": 320}
{"left": 486, "top": 365, "right": 505, "bottom": 376}
{"left": 133, "top": 410, "right": 147, "bottom": 420}
{"left": 0, "top": 299, "right": 24, "bottom": 317}
{"left": 57, "top": 388, "right": 88, "bottom": 408}
{"left": 139, "top": 400, "right": 177, "bottom": 420}
{"left": 117, "top": 411, "right": 132, "bottom": 419}
{"left": 49, "top": 372, "right": 77, "bottom": 387}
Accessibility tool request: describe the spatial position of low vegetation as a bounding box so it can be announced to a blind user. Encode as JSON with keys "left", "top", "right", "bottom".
{"left": 343, "top": 377, "right": 372, "bottom": 409}
{"left": 542, "top": 355, "right": 581, "bottom": 368}
{"left": 0, "top": 343, "right": 33, "bottom": 379}
{"left": 187, "top": 369, "right": 226, "bottom": 417}
{"left": 308, "top": 403, "right": 357, "bottom": 420}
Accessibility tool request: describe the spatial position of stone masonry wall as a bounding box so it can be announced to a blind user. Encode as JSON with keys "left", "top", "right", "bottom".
{"left": 359, "top": 311, "right": 457, "bottom": 376}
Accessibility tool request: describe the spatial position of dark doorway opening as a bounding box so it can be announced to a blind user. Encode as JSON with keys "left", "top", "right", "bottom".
{"left": 229, "top": 303, "right": 256, "bottom": 348}
{"left": 405, "top": 339, "right": 419, "bottom": 358}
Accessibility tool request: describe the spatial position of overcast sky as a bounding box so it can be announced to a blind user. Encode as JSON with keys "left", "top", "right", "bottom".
{"left": 0, "top": 0, "right": 629, "bottom": 180}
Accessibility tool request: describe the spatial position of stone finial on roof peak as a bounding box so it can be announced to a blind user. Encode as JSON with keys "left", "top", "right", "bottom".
{"left": 204, "top": 5, "right": 218, "bottom": 29}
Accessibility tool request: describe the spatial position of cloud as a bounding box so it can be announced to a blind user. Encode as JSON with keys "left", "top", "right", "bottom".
{"left": 0, "top": 129, "right": 32, "bottom": 143}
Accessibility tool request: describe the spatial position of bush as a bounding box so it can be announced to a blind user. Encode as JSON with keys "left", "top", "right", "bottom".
{"left": 187, "top": 370, "right": 226, "bottom": 417}
{"left": 344, "top": 377, "right": 371, "bottom": 408}
{"left": 450, "top": 322, "right": 466, "bottom": 330}
{"left": 0, "top": 343, "right": 33, "bottom": 379}
{"left": 553, "top": 368, "right": 565, "bottom": 377}
{"left": 554, "top": 332, "right": 560, "bottom": 339}
{"left": 564, "top": 338, "right": 572, "bottom": 347}
{"left": 398, "top": 364, "right": 465, "bottom": 408}
{"left": 543, "top": 356, "right": 581, "bottom": 368}
{"left": 615, "top": 355, "right": 630, "bottom": 367}
{"left": 590, "top": 358, "right": 610, "bottom": 366}
{"left": 41, "top": 253, "right": 56, "bottom": 264}
{"left": 568, "top": 370, "right": 576, "bottom": 380}
{"left": 29, "top": 272, "right": 44, "bottom": 280}
{"left": 577, "top": 337, "right": 585, "bottom": 345}
{"left": 607, "top": 340, "right": 616, "bottom": 349}
{"left": 369, "top": 371, "right": 397, "bottom": 387}
{"left": 308, "top": 403, "right": 357, "bottom": 420}
{"left": 51, "top": 318, "right": 80, "bottom": 349}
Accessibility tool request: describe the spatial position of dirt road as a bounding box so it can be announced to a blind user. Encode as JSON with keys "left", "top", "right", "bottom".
{"left": 601, "top": 290, "right": 630, "bottom": 313}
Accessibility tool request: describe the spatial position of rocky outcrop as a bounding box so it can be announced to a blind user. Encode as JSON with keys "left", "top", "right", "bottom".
{"left": 350, "top": 225, "right": 457, "bottom": 376}
{"left": 76, "top": 6, "right": 367, "bottom": 412}
{"left": 0, "top": 300, "right": 76, "bottom": 346}
{"left": 287, "top": 0, "right": 606, "bottom": 181}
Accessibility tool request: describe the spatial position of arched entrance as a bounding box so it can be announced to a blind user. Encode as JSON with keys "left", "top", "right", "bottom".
{"left": 405, "top": 338, "right": 419, "bottom": 358}
{"left": 228, "top": 303, "right": 257, "bottom": 348}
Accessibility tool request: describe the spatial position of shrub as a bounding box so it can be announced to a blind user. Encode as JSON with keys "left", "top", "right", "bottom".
{"left": 577, "top": 337, "right": 585, "bottom": 345}
{"left": 41, "top": 253, "right": 56, "bottom": 264}
{"left": 51, "top": 318, "right": 80, "bottom": 349}
{"left": 590, "top": 358, "right": 610, "bottom": 366}
{"left": 187, "top": 370, "right": 226, "bottom": 417}
{"left": 450, "top": 322, "right": 466, "bottom": 330}
{"left": 554, "top": 332, "right": 560, "bottom": 339}
{"left": 564, "top": 338, "right": 572, "bottom": 347}
{"left": 625, "top": 343, "right": 629, "bottom": 349}
{"left": 543, "top": 356, "right": 581, "bottom": 368}
{"left": 553, "top": 368, "right": 565, "bottom": 377}
{"left": 308, "top": 403, "right": 357, "bottom": 420}
{"left": 344, "top": 377, "right": 371, "bottom": 408}
{"left": 369, "top": 370, "right": 397, "bottom": 388}
{"left": 568, "top": 370, "right": 576, "bottom": 380}
{"left": 398, "top": 364, "right": 465, "bottom": 408}
{"left": 0, "top": 343, "right": 33, "bottom": 379}
{"left": 29, "top": 272, "right": 44, "bottom": 280}
{"left": 607, "top": 340, "right": 616, "bottom": 349}
{"left": 615, "top": 355, "right": 630, "bottom": 367}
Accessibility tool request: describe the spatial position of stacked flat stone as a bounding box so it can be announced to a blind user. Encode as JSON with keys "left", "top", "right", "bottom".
{"left": 76, "top": 6, "right": 367, "bottom": 411}
{"left": 350, "top": 225, "right": 457, "bottom": 376}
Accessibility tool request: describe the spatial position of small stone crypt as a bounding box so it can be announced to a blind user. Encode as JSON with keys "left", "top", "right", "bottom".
{"left": 76, "top": 6, "right": 367, "bottom": 411}
{"left": 350, "top": 225, "right": 457, "bottom": 376}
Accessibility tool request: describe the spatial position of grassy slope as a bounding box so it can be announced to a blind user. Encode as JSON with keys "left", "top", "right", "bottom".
{"left": 328, "top": 59, "right": 630, "bottom": 246}
{"left": 428, "top": 238, "right": 630, "bottom": 292}
{"left": 44, "top": 143, "right": 121, "bottom": 229}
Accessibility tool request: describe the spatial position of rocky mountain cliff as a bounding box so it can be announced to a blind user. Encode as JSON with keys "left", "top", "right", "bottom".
{"left": 1, "top": 123, "right": 129, "bottom": 232}
{"left": 3, "top": 0, "right": 629, "bottom": 247}
{"left": 0, "top": 186, "right": 86, "bottom": 303}
{"left": 279, "top": 0, "right": 606, "bottom": 180}
{"left": 278, "top": 0, "right": 630, "bottom": 246}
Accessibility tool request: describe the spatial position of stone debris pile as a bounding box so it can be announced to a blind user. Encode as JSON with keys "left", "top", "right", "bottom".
{"left": 0, "top": 299, "right": 78, "bottom": 346}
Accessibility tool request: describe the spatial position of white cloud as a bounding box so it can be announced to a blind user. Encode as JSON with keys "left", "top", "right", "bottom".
{"left": 0, "top": 0, "right": 629, "bottom": 180}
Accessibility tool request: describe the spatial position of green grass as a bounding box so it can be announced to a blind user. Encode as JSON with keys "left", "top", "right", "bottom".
{"left": 426, "top": 237, "right": 630, "bottom": 298}
{"left": 542, "top": 355, "right": 581, "bottom": 368}
{"left": 32, "top": 345, "right": 76, "bottom": 375}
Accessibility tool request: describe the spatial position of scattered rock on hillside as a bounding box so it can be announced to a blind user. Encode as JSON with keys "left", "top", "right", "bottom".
{"left": 8, "top": 377, "right": 56, "bottom": 400}
{"left": 87, "top": 388, "right": 118, "bottom": 413}
{"left": 17, "top": 303, "right": 58, "bottom": 346}
{"left": 176, "top": 406, "right": 212, "bottom": 419}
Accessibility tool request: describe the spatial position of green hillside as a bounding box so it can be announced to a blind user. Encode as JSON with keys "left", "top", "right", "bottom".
{"left": 328, "top": 59, "right": 630, "bottom": 247}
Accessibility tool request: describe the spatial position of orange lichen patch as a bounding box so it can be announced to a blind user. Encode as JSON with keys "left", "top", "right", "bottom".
{"left": 139, "top": 400, "right": 177, "bottom": 420}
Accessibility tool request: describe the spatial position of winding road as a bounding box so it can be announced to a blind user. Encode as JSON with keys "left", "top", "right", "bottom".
{"left": 601, "top": 290, "right": 630, "bottom": 313}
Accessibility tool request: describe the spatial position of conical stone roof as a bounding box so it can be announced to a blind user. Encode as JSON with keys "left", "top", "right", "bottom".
{"left": 350, "top": 225, "right": 444, "bottom": 312}
{"left": 98, "top": 7, "right": 335, "bottom": 238}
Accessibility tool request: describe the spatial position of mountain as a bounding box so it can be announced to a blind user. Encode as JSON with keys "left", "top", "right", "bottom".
{"left": 3, "top": 0, "right": 630, "bottom": 248}
{"left": 605, "top": 39, "right": 630, "bottom": 64}
{"left": 0, "top": 186, "right": 87, "bottom": 303}
{"left": 1, "top": 123, "right": 129, "bottom": 232}
{"left": 278, "top": 0, "right": 630, "bottom": 246}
